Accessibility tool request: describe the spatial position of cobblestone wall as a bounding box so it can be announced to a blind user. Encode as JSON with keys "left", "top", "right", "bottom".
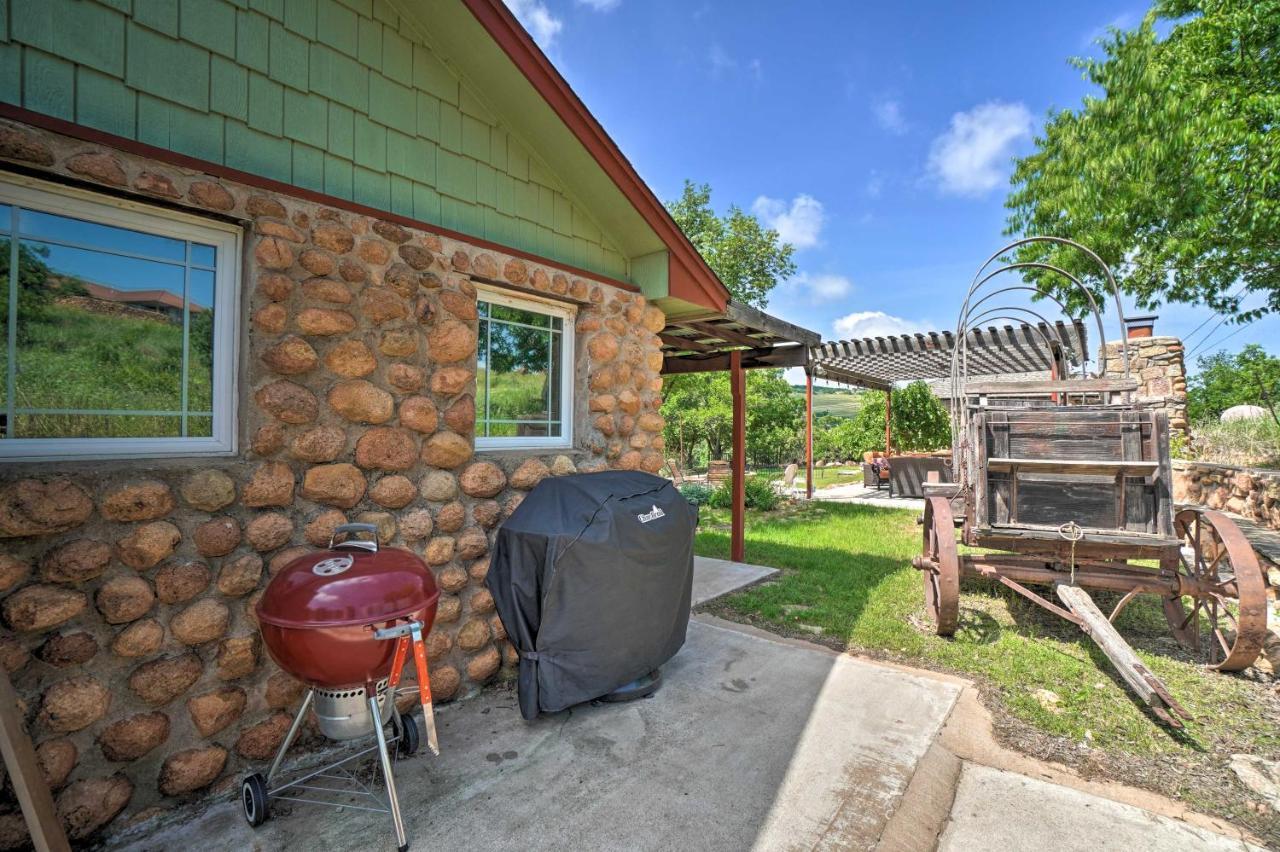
{"left": 0, "top": 120, "right": 667, "bottom": 843}
{"left": 1102, "top": 335, "right": 1189, "bottom": 435}
{"left": 1172, "top": 461, "right": 1280, "bottom": 531}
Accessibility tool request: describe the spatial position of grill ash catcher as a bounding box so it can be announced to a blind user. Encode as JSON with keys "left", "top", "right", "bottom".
{"left": 241, "top": 523, "right": 442, "bottom": 852}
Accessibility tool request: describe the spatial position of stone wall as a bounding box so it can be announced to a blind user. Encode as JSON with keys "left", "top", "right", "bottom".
{"left": 1102, "top": 335, "right": 1189, "bottom": 435}
{"left": 0, "top": 120, "right": 667, "bottom": 843}
{"left": 1172, "top": 461, "right": 1280, "bottom": 531}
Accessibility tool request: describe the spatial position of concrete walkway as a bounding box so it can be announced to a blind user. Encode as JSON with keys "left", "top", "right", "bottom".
{"left": 940, "top": 763, "right": 1266, "bottom": 851}
{"left": 813, "top": 483, "right": 925, "bottom": 512}
{"left": 109, "top": 557, "right": 1265, "bottom": 852}
{"left": 691, "top": 555, "right": 777, "bottom": 605}
{"left": 115, "top": 617, "right": 960, "bottom": 852}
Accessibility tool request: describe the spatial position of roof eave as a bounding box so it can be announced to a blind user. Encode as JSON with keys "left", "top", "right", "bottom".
{"left": 459, "top": 0, "right": 729, "bottom": 312}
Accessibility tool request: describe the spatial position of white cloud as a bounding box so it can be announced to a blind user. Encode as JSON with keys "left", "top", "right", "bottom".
{"left": 873, "top": 98, "right": 907, "bottom": 134}
{"left": 926, "top": 101, "right": 1033, "bottom": 197}
{"left": 833, "top": 310, "right": 930, "bottom": 340}
{"left": 751, "top": 194, "right": 826, "bottom": 250}
{"left": 709, "top": 43, "right": 736, "bottom": 76}
{"left": 577, "top": 0, "right": 621, "bottom": 9}
{"left": 865, "top": 171, "right": 884, "bottom": 199}
{"left": 791, "top": 271, "right": 852, "bottom": 302}
{"left": 505, "top": 0, "right": 563, "bottom": 49}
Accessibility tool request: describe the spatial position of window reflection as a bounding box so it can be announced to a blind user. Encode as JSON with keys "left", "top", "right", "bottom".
{"left": 0, "top": 204, "right": 217, "bottom": 440}
{"left": 477, "top": 298, "right": 564, "bottom": 439}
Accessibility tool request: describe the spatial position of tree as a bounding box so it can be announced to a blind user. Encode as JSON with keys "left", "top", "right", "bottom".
{"left": 661, "top": 181, "right": 800, "bottom": 467}
{"left": 816, "top": 382, "right": 951, "bottom": 461}
{"left": 665, "top": 181, "right": 796, "bottom": 310}
{"left": 1005, "top": 0, "right": 1280, "bottom": 321}
{"left": 661, "top": 368, "right": 804, "bottom": 467}
{"left": 1187, "top": 344, "right": 1280, "bottom": 421}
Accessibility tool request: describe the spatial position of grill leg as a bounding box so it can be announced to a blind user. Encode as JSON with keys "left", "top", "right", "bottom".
{"left": 266, "top": 689, "right": 313, "bottom": 784}
{"left": 369, "top": 694, "right": 408, "bottom": 851}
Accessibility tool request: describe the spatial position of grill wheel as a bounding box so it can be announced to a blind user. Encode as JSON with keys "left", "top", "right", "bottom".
{"left": 241, "top": 773, "right": 270, "bottom": 827}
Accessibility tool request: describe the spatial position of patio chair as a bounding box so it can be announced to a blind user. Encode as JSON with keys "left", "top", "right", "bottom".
{"left": 664, "top": 458, "right": 686, "bottom": 487}
{"left": 861, "top": 452, "right": 890, "bottom": 491}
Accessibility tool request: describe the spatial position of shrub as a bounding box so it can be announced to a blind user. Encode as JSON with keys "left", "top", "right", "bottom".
{"left": 1185, "top": 418, "right": 1280, "bottom": 468}
{"left": 678, "top": 483, "right": 714, "bottom": 505}
{"left": 707, "top": 475, "right": 780, "bottom": 511}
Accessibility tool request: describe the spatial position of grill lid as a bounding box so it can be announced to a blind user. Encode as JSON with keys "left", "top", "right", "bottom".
{"left": 257, "top": 525, "right": 439, "bottom": 629}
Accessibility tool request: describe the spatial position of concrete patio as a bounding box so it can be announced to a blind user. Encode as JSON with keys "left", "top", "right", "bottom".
{"left": 108, "top": 558, "right": 1266, "bottom": 852}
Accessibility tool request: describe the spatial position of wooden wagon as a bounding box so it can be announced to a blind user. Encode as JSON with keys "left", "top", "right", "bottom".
{"left": 912, "top": 238, "right": 1269, "bottom": 725}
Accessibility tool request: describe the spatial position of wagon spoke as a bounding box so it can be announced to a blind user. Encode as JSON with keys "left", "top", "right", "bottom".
{"left": 1213, "top": 627, "right": 1232, "bottom": 658}
{"left": 1210, "top": 593, "right": 1239, "bottom": 624}
{"left": 1178, "top": 600, "right": 1202, "bottom": 631}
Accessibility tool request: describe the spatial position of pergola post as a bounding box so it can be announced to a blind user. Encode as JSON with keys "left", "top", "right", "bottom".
{"left": 730, "top": 350, "right": 746, "bottom": 562}
{"left": 805, "top": 372, "right": 814, "bottom": 499}
{"left": 884, "top": 386, "right": 892, "bottom": 456}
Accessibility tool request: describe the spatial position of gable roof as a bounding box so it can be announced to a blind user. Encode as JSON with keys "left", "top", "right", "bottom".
{"left": 406, "top": 0, "right": 730, "bottom": 313}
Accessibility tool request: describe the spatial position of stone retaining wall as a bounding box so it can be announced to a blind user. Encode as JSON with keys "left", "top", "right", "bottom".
{"left": 1102, "top": 336, "right": 1189, "bottom": 435}
{"left": 1172, "top": 461, "right": 1280, "bottom": 531}
{"left": 0, "top": 120, "right": 667, "bottom": 842}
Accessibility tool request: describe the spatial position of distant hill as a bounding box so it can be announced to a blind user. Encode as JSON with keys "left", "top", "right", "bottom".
{"left": 790, "top": 384, "right": 866, "bottom": 418}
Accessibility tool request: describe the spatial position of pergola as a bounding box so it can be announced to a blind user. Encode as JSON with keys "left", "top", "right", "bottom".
{"left": 661, "top": 300, "right": 819, "bottom": 561}
{"left": 808, "top": 319, "right": 1090, "bottom": 454}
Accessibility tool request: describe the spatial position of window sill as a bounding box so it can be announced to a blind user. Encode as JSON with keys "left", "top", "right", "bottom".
{"left": 474, "top": 446, "right": 584, "bottom": 460}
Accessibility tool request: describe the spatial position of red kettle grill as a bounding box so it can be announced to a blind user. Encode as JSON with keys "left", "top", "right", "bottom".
{"left": 241, "top": 523, "right": 442, "bottom": 852}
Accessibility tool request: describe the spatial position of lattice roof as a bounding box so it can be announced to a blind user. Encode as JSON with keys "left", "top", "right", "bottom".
{"left": 810, "top": 320, "right": 1089, "bottom": 390}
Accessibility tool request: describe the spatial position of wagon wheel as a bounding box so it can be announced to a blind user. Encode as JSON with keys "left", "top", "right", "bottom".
{"left": 922, "top": 496, "right": 960, "bottom": 636}
{"left": 1163, "top": 509, "right": 1268, "bottom": 671}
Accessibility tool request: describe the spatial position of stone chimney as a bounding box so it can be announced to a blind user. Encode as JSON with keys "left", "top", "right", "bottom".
{"left": 1102, "top": 316, "right": 1189, "bottom": 434}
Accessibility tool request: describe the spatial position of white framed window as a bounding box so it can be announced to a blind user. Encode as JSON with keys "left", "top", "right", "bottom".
{"left": 0, "top": 174, "right": 241, "bottom": 461}
{"left": 475, "top": 284, "right": 575, "bottom": 450}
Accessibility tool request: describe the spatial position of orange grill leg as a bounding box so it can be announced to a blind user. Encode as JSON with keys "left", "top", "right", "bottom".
{"left": 409, "top": 624, "right": 440, "bottom": 755}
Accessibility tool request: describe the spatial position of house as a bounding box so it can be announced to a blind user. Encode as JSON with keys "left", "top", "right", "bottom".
{"left": 0, "top": 0, "right": 813, "bottom": 840}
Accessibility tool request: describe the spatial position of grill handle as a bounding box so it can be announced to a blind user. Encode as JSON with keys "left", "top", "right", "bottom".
{"left": 329, "top": 522, "right": 379, "bottom": 553}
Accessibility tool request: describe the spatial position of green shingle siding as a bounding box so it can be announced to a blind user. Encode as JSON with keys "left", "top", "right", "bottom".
{"left": 309, "top": 43, "right": 367, "bottom": 111}
{"left": 133, "top": 0, "right": 179, "bottom": 36}
{"left": 235, "top": 9, "right": 269, "bottom": 73}
{"left": 0, "top": 45, "right": 20, "bottom": 101}
{"left": 226, "top": 120, "right": 291, "bottom": 182}
{"left": 283, "top": 0, "right": 317, "bottom": 38}
{"left": 23, "top": 50, "right": 74, "bottom": 121}
{"left": 77, "top": 67, "right": 135, "bottom": 138}
{"left": 268, "top": 22, "right": 308, "bottom": 90}
{"left": 210, "top": 56, "right": 249, "bottom": 121}
{"left": 292, "top": 142, "right": 325, "bottom": 191}
{"left": 7, "top": 0, "right": 627, "bottom": 283}
{"left": 180, "top": 0, "right": 237, "bottom": 59}
{"left": 283, "top": 89, "right": 327, "bottom": 148}
{"left": 316, "top": 0, "right": 357, "bottom": 58}
{"left": 248, "top": 73, "right": 283, "bottom": 135}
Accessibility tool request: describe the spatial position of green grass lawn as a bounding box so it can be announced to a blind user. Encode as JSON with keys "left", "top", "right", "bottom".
{"left": 696, "top": 501, "right": 1280, "bottom": 838}
{"left": 754, "top": 466, "right": 862, "bottom": 489}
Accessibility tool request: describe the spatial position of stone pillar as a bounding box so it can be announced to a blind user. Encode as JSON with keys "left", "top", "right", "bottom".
{"left": 1102, "top": 336, "right": 1189, "bottom": 435}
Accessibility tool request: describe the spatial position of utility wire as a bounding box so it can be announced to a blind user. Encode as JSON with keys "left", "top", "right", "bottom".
{"left": 1187, "top": 317, "right": 1259, "bottom": 360}
{"left": 1181, "top": 285, "right": 1248, "bottom": 349}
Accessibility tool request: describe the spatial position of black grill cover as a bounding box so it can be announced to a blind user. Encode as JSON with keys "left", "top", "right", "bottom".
{"left": 486, "top": 470, "right": 698, "bottom": 720}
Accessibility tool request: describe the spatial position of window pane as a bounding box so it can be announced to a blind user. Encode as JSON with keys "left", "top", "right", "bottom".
{"left": 13, "top": 237, "right": 185, "bottom": 437}
{"left": 0, "top": 204, "right": 11, "bottom": 233}
{"left": 187, "top": 415, "right": 213, "bottom": 438}
{"left": 0, "top": 236, "right": 8, "bottom": 433}
{"left": 19, "top": 208, "right": 187, "bottom": 262}
{"left": 191, "top": 243, "right": 216, "bottom": 267}
{"left": 14, "top": 413, "right": 184, "bottom": 438}
{"left": 487, "top": 320, "right": 551, "bottom": 425}
{"left": 477, "top": 317, "right": 489, "bottom": 437}
{"left": 187, "top": 269, "right": 215, "bottom": 419}
{"left": 487, "top": 302, "right": 552, "bottom": 328}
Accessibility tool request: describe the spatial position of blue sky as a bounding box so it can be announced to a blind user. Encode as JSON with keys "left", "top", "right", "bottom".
{"left": 504, "top": 0, "right": 1278, "bottom": 381}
